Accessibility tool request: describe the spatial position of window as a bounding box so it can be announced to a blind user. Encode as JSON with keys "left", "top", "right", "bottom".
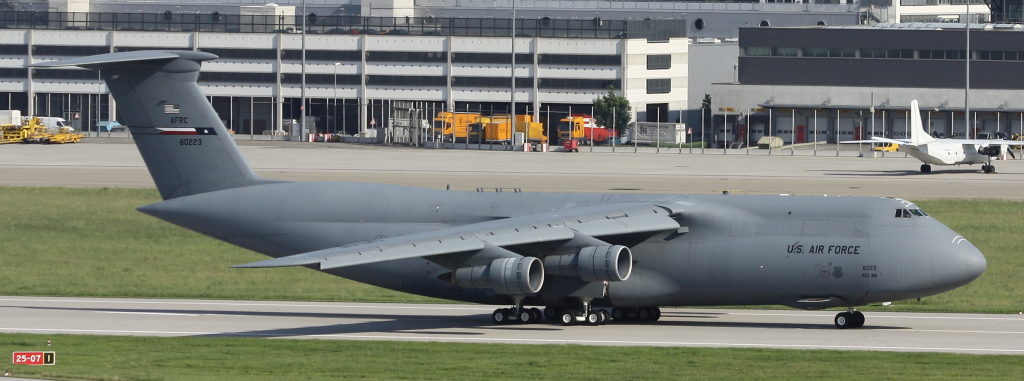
{"left": 646, "top": 78, "right": 671, "bottom": 94}
{"left": 0, "top": 68, "right": 28, "bottom": 78}
{"left": 745, "top": 47, "right": 771, "bottom": 56}
{"left": 647, "top": 54, "right": 671, "bottom": 70}
{"left": 538, "top": 54, "right": 621, "bottom": 66}
{"left": 801, "top": 48, "right": 855, "bottom": 58}
{"left": 538, "top": 78, "right": 620, "bottom": 90}
{"left": 32, "top": 45, "right": 108, "bottom": 56}
{"left": 770, "top": 47, "right": 798, "bottom": 57}
{"left": 0, "top": 45, "right": 29, "bottom": 55}
{"left": 200, "top": 48, "right": 277, "bottom": 60}
{"left": 282, "top": 50, "right": 362, "bottom": 62}
{"left": 366, "top": 75, "right": 448, "bottom": 86}
{"left": 31, "top": 69, "right": 99, "bottom": 80}
{"left": 198, "top": 72, "right": 278, "bottom": 83}
{"left": 452, "top": 52, "right": 532, "bottom": 64}
{"left": 860, "top": 49, "right": 913, "bottom": 59}
{"left": 281, "top": 74, "right": 360, "bottom": 85}
{"left": 978, "top": 51, "right": 1023, "bottom": 61}
{"left": 366, "top": 51, "right": 447, "bottom": 63}
{"left": 452, "top": 76, "right": 533, "bottom": 88}
{"left": 920, "top": 50, "right": 966, "bottom": 60}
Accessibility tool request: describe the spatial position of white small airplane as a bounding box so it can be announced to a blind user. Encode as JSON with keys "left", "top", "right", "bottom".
{"left": 844, "top": 100, "right": 1020, "bottom": 173}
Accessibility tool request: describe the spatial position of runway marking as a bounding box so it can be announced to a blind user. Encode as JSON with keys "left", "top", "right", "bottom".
{"left": 1, "top": 327, "right": 1022, "bottom": 354}
{"left": 94, "top": 311, "right": 200, "bottom": 317}
{"left": 726, "top": 312, "right": 1024, "bottom": 322}
{"left": 0, "top": 298, "right": 491, "bottom": 312}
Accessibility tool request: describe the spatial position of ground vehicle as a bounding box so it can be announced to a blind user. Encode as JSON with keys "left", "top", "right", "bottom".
{"left": 557, "top": 115, "right": 616, "bottom": 144}
{"left": 475, "top": 115, "right": 547, "bottom": 144}
{"left": 433, "top": 112, "right": 480, "bottom": 142}
{"left": 1, "top": 115, "right": 83, "bottom": 144}
{"left": 873, "top": 142, "right": 899, "bottom": 152}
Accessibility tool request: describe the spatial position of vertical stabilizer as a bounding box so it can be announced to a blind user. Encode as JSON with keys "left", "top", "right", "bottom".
{"left": 909, "top": 100, "right": 936, "bottom": 144}
{"left": 29, "top": 51, "right": 279, "bottom": 200}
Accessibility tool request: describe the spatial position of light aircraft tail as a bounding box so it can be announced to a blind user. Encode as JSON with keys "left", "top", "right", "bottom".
{"left": 29, "top": 51, "right": 280, "bottom": 200}
{"left": 908, "top": 99, "right": 936, "bottom": 144}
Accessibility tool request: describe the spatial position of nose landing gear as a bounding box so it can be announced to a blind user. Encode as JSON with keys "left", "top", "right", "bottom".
{"left": 834, "top": 308, "right": 865, "bottom": 329}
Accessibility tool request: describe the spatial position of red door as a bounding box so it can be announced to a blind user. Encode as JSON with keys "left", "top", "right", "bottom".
{"left": 796, "top": 125, "right": 806, "bottom": 143}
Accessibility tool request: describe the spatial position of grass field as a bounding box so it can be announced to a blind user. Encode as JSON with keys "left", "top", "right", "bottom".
{"left": 2, "top": 333, "right": 1023, "bottom": 380}
{"left": 1, "top": 186, "right": 1022, "bottom": 313}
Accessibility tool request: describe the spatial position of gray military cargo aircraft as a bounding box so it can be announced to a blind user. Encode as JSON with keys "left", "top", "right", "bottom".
{"left": 30, "top": 51, "right": 987, "bottom": 329}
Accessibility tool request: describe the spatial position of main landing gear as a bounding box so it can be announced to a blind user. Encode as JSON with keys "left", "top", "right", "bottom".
{"left": 920, "top": 164, "right": 932, "bottom": 173}
{"left": 491, "top": 296, "right": 543, "bottom": 325}
{"left": 543, "top": 299, "right": 609, "bottom": 326}
{"left": 610, "top": 307, "right": 662, "bottom": 323}
{"left": 834, "top": 308, "right": 865, "bottom": 329}
{"left": 982, "top": 164, "right": 996, "bottom": 174}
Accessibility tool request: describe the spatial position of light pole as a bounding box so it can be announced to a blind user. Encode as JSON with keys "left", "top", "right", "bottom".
{"left": 334, "top": 62, "right": 340, "bottom": 135}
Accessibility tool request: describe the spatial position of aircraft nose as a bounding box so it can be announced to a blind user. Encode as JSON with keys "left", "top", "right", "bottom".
{"left": 935, "top": 236, "right": 987, "bottom": 289}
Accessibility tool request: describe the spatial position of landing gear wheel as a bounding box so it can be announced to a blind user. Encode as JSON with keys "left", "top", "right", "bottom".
{"left": 650, "top": 307, "right": 662, "bottom": 322}
{"left": 599, "top": 310, "right": 610, "bottom": 325}
{"left": 586, "top": 312, "right": 601, "bottom": 326}
{"left": 530, "top": 308, "right": 543, "bottom": 323}
{"left": 984, "top": 164, "right": 996, "bottom": 173}
{"left": 637, "top": 307, "right": 653, "bottom": 322}
{"left": 559, "top": 311, "right": 576, "bottom": 326}
{"left": 834, "top": 312, "right": 854, "bottom": 329}
{"left": 920, "top": 164, "right": 931, "bottom": 173}
{"left": 851, "top": 311, "right": 865, "bottom": 328}
{"left": 611, "top": 308, "right": 627, "bottom": 321}
{"left": 544, "top": 306, "right": 559, "bottom": 321}
{"left": 518, "top": 309, "right": 533, "bottom": 324}
{"left": 492, "top": 308, "right": 509, "bottom": 325}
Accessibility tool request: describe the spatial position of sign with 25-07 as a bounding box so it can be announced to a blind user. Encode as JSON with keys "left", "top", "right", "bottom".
{"left": 12, "top": 351, "right": 55, "bottom": 365}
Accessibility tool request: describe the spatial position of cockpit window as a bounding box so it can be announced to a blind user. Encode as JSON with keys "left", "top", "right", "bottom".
{"left": 895, "top": 208, "right": 928, "bottom": 218}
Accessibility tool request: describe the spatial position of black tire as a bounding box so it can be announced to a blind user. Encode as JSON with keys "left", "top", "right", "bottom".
{"left": 519, "top": 309, "right": 533, "bottom": 324}
{"left": 834, "top": 312, "right": 853, "bottom": 329}
{"left": 611, "top": 308, "right": 627, "bottom": 321}
{"left": 852, "top": 311, "right": 865, "bottom": 328}
{"left": 560, "top": 311, "right": 576, "bottom": 326}
{"left": 544, "top": 306, "right": 559, "bottom": 321}
{"left": 492, "top": 309, "right": 508, "bottom": 325}
{"left": 600, "top": 310, "right": 611, "bottom": 325}
{"left": 920, "top": 164, "right": 931, "bottom": 173}
{"left": 530, "top": 308, "right": 543, "bottom": 323}
{"left": 637, "top": 307, "right": 652, "bottom": 322}
{"left": 651, "top": 307, "right": 662, "bottom": 322}
{"left": 990, "top": 165, "right": 996, "bottom": 173}
{"left": 586, "top": 312, "right": 600, "bottom": 326}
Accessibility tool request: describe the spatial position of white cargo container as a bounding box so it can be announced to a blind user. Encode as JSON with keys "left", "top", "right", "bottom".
{"left": 0, "top": 110, "right": 23, "bottom": 126}
{"left": 629, "top": 122, "right": 685, "bottom": 145}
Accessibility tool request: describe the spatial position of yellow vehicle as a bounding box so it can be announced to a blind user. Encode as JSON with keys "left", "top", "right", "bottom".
{"left": 1, "top": 116, "right": 84, "bottom": 144}
{"left": 873, "top": 142, "right": 899, "bottom": 152}
{"left": 475, "top": 115, "right": 547, "bottom": 143}
{"left": 433, "top": 112, "right": 480, "bottom": 142}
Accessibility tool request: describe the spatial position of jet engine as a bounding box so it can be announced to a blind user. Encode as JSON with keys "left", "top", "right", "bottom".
{"left": 979, "top": 145, "right": 1002, "bottom": 157}
{"left": 543, "top": 245, "right": 632, "bottom": 282}
{"left": 453, "top": 257, "right": 544, "bottom": 294}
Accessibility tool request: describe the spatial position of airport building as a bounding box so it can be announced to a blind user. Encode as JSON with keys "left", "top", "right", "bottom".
{"left": 0, "top": 0, "right": 1002, "bottom": 138}
{"left": 711, "top": 23, "right": 1024, "bottom": 147}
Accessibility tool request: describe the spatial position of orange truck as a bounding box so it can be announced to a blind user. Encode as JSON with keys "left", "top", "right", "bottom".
{"left": 433, "top": 112, "right": 480, "bottom": 142}
{"left": 557, "top": 114, "right": 617, "bottom": 145}
{"left": 475, "top": 115, "right": 547, "bottom": 144}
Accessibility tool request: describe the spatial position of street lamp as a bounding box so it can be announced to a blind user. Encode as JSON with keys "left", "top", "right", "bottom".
{"left": 334, "top": 62, "right": 340, "bottom": 134}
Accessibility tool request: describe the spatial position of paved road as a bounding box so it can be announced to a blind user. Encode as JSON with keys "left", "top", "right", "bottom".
{"left": 1, "top": 297, "right": 1022, "bottom": 354}
{"left": 2, "top": 139, "right": 1024, "bottom": 199}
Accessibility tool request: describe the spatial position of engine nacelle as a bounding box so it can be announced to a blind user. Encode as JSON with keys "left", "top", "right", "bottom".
{"left": 452, "top": 257, "right": 544, "bottom": 295}
{"left": 543, "top": 245, "right": 632, "bottom": 282}
{"left": 979, "top": 145, "right": 1002, "bottom": 157}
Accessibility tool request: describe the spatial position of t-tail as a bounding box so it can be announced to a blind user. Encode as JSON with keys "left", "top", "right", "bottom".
{"left": 29, "top": 51, "right": 281, "bottom": 200}
{"left": 908, "top": 99, "right": 937, "bottom": 144}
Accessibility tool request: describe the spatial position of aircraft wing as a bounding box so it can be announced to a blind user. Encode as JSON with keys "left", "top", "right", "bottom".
{"left": 232, "top": 203, "right": 681, "bottom": 271}
{"left": 954, "top": 139, "right": 1022, "bottom": 146}
{"left": 839, "top": 137, "right": 915, "bottom": 145}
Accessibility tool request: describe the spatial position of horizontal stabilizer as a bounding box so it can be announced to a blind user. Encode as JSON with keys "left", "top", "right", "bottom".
{"left": 27, "top": 50, "right": 184, "bottom": 69}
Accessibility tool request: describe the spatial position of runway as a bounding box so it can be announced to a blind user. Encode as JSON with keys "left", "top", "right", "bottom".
{"left": 2, "top": 297, "right": 1023, "bottom": 354}
{"left": 2, "top": 139, "right": 1024, "bottom": 199}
